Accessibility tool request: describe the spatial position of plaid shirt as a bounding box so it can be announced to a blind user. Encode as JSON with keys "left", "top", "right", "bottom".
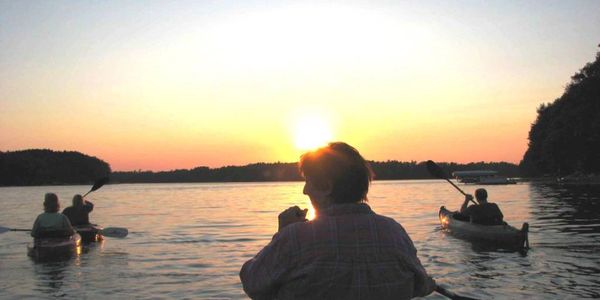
{"left": 240, "top": 203, "right": 435, "bottom": 299}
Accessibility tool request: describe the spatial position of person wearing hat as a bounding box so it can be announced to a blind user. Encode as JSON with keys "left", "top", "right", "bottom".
{"left": 460, "top": 188, "right": 504, "bottom": 225}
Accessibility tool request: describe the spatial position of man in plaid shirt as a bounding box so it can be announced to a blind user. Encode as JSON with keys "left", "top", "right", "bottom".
{"left": 240, "top": 142, "right": 436, "bottom": 299}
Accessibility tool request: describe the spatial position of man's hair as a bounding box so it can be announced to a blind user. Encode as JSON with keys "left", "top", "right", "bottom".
{"left": 475, "top": 188, "right": 488, "bottom": 202}
{"left": 44, "top": 193, "right": 60, "bottom": 213}
{"left": 72, "top": 194, "right": 84, "bottom": 207}
{"left": 299, "top": 142, "right": 373, "bottom": 204}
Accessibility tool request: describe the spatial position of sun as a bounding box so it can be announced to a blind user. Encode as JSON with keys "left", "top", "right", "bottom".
{"left": 293, "top": 116, "right": 333, "bottom": 151}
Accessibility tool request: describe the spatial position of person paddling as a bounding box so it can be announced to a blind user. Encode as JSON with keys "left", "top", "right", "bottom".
{"left": 460, "top": 188, "right": 504, "bottom": 225}
{"left": 31, "top": 193, "right": 75, "bottom": 238}
{"left": 240, "top": 142, "right": 435, "bottom": 299}
{"left": 62, "top": 194, "right": 94, "bottom": 226}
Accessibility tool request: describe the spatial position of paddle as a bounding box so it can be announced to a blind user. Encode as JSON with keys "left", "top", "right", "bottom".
{"left": 426, "top": 160, "right": 482, "bottom": 299}
{"left": 436, "top": 285, "right": 479, "bottom": 300}
{"left": 0, "top": 226, "right": 128, "bottom": 238}
{"left": 97, "top": 227, "right": 128, "bottom": 238}
{"left": 83, "top": 177, "right": 109, "bottom": 198}
{"left": 426, "top": 160, "right": 477, "bottom": 205}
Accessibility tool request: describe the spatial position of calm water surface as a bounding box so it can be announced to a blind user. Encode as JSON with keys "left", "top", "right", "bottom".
{"left": 1, "top": 181, "right": 599, "bottom": 299}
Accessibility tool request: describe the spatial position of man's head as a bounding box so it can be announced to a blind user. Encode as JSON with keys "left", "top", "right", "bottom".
{"left": 44, "top": 193, "right": 60, "bottom": 213}
{"left": 299, "top": 142, "right": 373, "bottom": 207}
{"left": 72, "top": 194, "right": 84, "bottom": 207}
{"left": 475, "top": 188, "right": 488, "bottom": 203}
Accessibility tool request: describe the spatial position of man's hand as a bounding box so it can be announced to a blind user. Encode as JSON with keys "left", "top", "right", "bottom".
{"left": 465, "top": 194, "right": 474, "bottom": 202}
{"left": 460, "top": 194, "right": 474, "bottom": 213}
{"left": 278, "top": 206, "right": 308, "bottom": 232}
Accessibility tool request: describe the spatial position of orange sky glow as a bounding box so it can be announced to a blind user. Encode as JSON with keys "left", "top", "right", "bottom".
{"left": 1, "top": 1, "right": 599, "bottom": 171}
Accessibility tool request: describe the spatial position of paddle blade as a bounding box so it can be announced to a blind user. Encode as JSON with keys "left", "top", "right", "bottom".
{"left": 0, "top": 226, "right": 11, "bottom": 234}
{"left": 100, "top": 227, "right": 128, "bottom": 238}
{"left": 436, "top": 285, "right": 479, "bottom": 300}
{"left": 426, "top": 160, "right": 449, "bottom": 179}
{"left": 90, "top": 177, "right": 109, "bottom": 192}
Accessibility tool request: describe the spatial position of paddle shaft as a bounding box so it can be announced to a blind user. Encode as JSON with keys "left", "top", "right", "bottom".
{"left": 426, "top": 160, "right": 477, "bottom": 205}
{"left": 1, "top": 226, "right": 127, "bottom": 238}
{"left": 443, "top": 178, "right": 478, "bottom": 205}
{"left": 446, "top": 178, "right": 478, "bottom": 206}
{"left": 82, "top": 177, "right": 109, "bottom": 198}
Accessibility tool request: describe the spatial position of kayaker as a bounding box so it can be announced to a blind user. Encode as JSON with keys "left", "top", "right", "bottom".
{"left": 62, "top": 194, "right": 94, "bottom": 226}
{"left": 459, "top": 188, "right": 504, "bottom": 225}
{"left": 31, "top": 193, "right": 75, "bottom": 238}
{"left": 240, "top": 142, "right": 435, "bottom": 299}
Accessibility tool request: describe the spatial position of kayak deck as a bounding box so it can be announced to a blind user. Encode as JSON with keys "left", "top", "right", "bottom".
{"left": 439, "top": 206, "right": 529, "bottom": 249}
{"left": 27, "top": 233, "right": 82, "bottom": 261}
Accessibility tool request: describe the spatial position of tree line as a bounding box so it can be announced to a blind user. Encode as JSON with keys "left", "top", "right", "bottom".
{"left": 110, "top": 161, "right": 520, "bottom": 183}
{"left": 0, "top": 151, "right": 520, "bottom": 186}
{"left": 0, "top": 149, "right": 111, "bottom": 186}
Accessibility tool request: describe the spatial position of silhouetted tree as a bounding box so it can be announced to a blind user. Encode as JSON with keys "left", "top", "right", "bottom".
{"left": 521, "top": 51, "right": 600, "bottom": 176}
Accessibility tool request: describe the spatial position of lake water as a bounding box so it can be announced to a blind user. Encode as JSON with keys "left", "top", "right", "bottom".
{"left": 1, "top": 181, "right": 599, "bottom": 299}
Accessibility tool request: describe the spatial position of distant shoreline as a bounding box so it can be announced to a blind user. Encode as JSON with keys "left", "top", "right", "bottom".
{"left": 1, "top": 153, "right": 521, "bottom": 187}
{"left": 4, "top": 178, "right": 600, "bottom": 189}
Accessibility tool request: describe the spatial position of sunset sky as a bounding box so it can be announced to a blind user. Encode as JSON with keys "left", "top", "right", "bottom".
{"left": 1, "top": 1, "right": 599, "bottom": 171}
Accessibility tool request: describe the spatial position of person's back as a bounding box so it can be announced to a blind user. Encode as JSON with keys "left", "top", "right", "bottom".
{"left": 240, "top": 142, "right": 435, "bottom": 300}
{"left": 255, "top": 203, "right": 434, "bottom": 299}
{"left": 31, "top": 193, "right": 74, "bottom": 238}
{"left": 463, "top": 202, "right": 503, "bottom": 225}
{"left": 460, "top": 188, "right": 504, "bottom": 226}
{"left": 62, "top": 194, "right": 94, "bottom": 226}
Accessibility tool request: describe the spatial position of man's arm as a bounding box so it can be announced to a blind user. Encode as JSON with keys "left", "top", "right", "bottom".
{"left": 239, "top": 231, "right": 293, "bottom": 299}
{"left": 62, "top": 215, "right": 75, "bottom": 235}
{"left": 31, "top": 217, "right": 40, "bottom": 238}
{"left": 409, "top": 254, "right": 436, "bottom": 297}
{"left": 240, "top": 206, "right": 304, "bottom": 299}
{"left": 460, "top": 195, "right": 474, "bottom": 213}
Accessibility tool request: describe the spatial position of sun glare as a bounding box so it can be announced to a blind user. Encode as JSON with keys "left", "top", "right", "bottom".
{"left": 294, "top": 116, "right": 332, "bottom": 151}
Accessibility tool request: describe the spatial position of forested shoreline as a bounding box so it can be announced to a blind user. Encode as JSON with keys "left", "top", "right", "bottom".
{"left": 111, "top": 160, "right": 520, "bottom": 183}
{"left": 520, "top": 51, "right": 600, "bottom": 177}
{"left": 0, "top": 149, "right": 111, "bottom": 186}
{"left": 0, "top": 149, "right": 519, "bottom": 186}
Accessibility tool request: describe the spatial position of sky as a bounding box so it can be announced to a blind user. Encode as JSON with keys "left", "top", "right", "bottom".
{"left": 1, "top": 0, "right": 599, "bottom": 171}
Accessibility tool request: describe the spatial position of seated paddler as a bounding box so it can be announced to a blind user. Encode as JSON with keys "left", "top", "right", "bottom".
{"left": 62, "top": 194, "right": 94, "bottom": 226}
{"left": 460, "top": 188, "right": 504, "bottom": 225}
{"left": 240, "top": 142, "right": 435, "bottom": 299}
{"left": 31, "top": 193, "right": 75, "bottom": 238}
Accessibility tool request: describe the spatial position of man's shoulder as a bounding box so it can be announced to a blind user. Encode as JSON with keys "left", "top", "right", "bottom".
{"left": 464, "top": 204, "right": 479, "bottom": 212}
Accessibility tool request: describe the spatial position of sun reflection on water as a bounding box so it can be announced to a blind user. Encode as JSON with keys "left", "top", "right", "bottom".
{"left": 305, "top": 198, "right": 316, "bottom": 220}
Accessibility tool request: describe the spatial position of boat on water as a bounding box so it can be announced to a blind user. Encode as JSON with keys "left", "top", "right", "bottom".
{"left": 452, "top": 170, "right": 517, "bottom": 185}
{"left": 27, "top": 233, "right": 82, "bottom": 261}
{"left": 74, "top": 224, "right": 104, "bottom": 243}
{"left": 439, "top": 206, "right": 529, "bottom": 249}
